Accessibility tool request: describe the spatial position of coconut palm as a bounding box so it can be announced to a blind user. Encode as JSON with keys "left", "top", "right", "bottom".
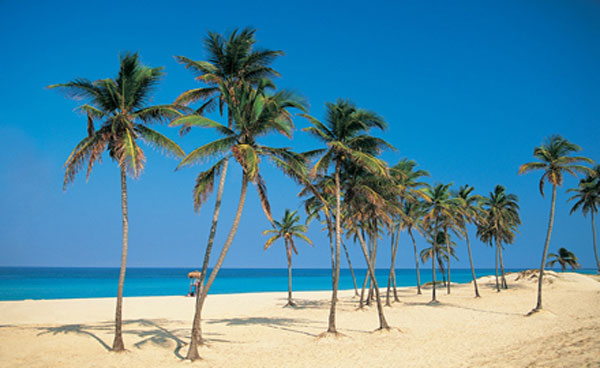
{"left": 568, "top": 166, "right": 600, "bottom": 273}
{"left": 263, "top": 209, "right": 313, "bottom": 306}
{"left": 420, "top": 230, "right": 458, "bottom": 286}
{"left": 173, "top": 29, "right": 283, "bottom": 360}
{"left": 477, "top": 185, "right": 521, "bottom": 292}
{"left": 518, "top": 135, "right": 593, "bottom": 312}
{"left": 546, "top": 247, "right": 581, "bottom": 271}
{"left": 455, "top": 185, "right": 484, "bottom": 297}
{"left": 387, "top": 159, "right": 429, "bottom": 301}
{"left": 401, "top": 201, "right": 427, "bottom": 295}
{"left": 173, "top": 80, "right": 307, "bottom": 359}
{"left": 49, "top": 52, "right": 185, "bottom": 351}
{"left": 302, "top": 99, "right": 391, "bottom": 334}
{"left": 421, "top": 183, "right": 461, "bottom": 302}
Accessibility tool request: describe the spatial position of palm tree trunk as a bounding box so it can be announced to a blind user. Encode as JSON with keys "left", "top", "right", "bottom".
{"left": 408, "top": 228, "right": 422, "bottom": 295}
{"left": 495, "top": 239, "right": 500, "bottom": 292}
{"left": 464, "top": 230, "right": 480, "bottom": 297}
{"left": 592, "top": 211, "right": 600, "bottom": 274}
{"left": 186, "top": 158, "right": 229, "bottom": 359}
{"left": 445, "top": 227, "right": 451, "bottom": 294}
{"left": 286, "top": 240, "right": 294, "bottom": 306}
{"left": 386, "top": 224, "right": 401, "bottom": 305}
{"left": 386, "top": 232, "right": 394, "bottom": 306}
{"left": 326, "top": 162, "right": 341, "bottom": 334}
{"left": 533, "top": 184, "right": 557, "bottom": 312}
{"left": 367, "top": 234, "right": 379, "bottom": 304}
{"left": 326, "top": 217, "right": 336, "bottom": 292}
{"left": 430, "top": 220, "right": 439, "bottom": 304}
{"left": 356, "top": 231, "right": 390, "bottom": 330}
{"left": 186, "top": 173, "right": 248, "bottom": 360}
{"left": 112, "top": 166, "right": 128, "bottom": 352}
{"left": 359, "top": 232, "right": 371, "bottom": 308}
{"left": 499, "top": 245, "right": 508, "bottom": 289}
{"left": 342, "top": 240, "right": 359, "bottom": 296}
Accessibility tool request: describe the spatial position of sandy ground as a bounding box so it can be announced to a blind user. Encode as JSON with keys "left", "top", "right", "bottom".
{"left": 0, "top": 271, "right": 598, "bottom": 368}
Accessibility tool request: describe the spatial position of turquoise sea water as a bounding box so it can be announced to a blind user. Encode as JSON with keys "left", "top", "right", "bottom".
{"left": 0, "top": 267, "right": 596, "bottom": 301}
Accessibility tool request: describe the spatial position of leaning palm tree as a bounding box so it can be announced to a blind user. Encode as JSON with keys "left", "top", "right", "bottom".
{"left": 173, "top": 29, "right": 283, "bottom": 360}
{"left": 49, "top": 52, "right": 185, "bottom": 351}
{"left": 302, "top": 99, "right": 391, "bottom": 334}
{"left": 568, "top": 166, "right": 600, "bottom": 273}
{"left": 173, "top": 80, "right": 307, "bottom": 360}
{"left": 546, "top": 248, "right": 581, "bottom": 271}
{"left": 477, "top": 185, "right": 521, "bottom": 292}
{"left": 263, "top": 209, "right": 313, "bottom": 306}
{"left": 456, "top": 185, "right": 484, "bottom": 297}
{"left": 518, "top": 135, "right": 593, "bottom": 313}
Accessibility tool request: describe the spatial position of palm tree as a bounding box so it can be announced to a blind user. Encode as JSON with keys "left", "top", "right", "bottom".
{"left": 421, "top": 183, "right": 461, "bottom": 302}
{"left": 173, "top": 80, "right": 307, "bottom": 359}
{"left": 477, "top": 185, "right": 521, "bottom": 292}
{"left": 546, "top": 248, "right": 581, "bottom": 271}
{"left": 49, "top": 52, "right": 185, "bottom": 351}
{"left": 387, "top": 159, "right": 429, "bottom": 301}
{"left": 302, "top": 99, "right": 391, "bottom": 334}
{"left": 401, "top": 202, "right": 427, "bottom": 295}
{"left": 263, "top": 209, "right": 313, "bottom": 306}
{"left": 173, "top": 29, "right": 284, "bottom": 361}
{"left": 420, "top": 230, "right": 458, "bottom": 286}
{"left": 568, "top": 166, "right": 600, "bottom": 273}
{"left": 456, "top": 185, "right": 484, "bottom": 297}
{"left": 518, "top": 135, "right": 593, "bottom": 313}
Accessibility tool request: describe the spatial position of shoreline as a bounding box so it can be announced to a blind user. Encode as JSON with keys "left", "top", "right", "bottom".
{"left": 0, "top": 271, "right": 598, "bottom": 367}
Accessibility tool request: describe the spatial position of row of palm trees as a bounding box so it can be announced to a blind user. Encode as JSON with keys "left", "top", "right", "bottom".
{"left": 50, "top": 28, "right": 599, "bottom": 360}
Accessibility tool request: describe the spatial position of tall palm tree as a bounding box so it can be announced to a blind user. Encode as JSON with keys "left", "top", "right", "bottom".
{"left": 421, "top": 183, "right": 461, "bottom": 302}
{"left": 477, "top": 185, "right": 521, "bottom": 292}
{"left": 387, "top": 159, "right": 429, "bottom": 301}
{"left": 263, "top": 209, "right": 313, "bottom": 306}
{"left": 568, "top": 166, "right": 600, "bottom": 273}
{"left": 518, "top": 135, "right": 592, "bottom": 313}
{"left": 420, "top": 230, "right": 458, "bottom": 286}
{"left": 546, "top": 247, "right": 581, "bottom": 271}
{"left": 456, "top": 185, "right": 484, "bottom": 297}
{"left": 173, "top": 29, "right": 283, "bottom": 360}
{"left": 49, "top": 52, "right": 185, "bottom": 351}
{"left": 173, "top": 80, "right": 307, "bottom": 359}
{"left": 302, "top": 99, "right": 391, "bottom": 334}
{"left": 401, "top": 201, "right": 427, "bottom": 295}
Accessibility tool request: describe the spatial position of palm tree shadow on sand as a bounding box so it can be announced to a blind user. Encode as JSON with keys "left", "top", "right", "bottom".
{"left": 206, "top": 316, "right": 320, "bottom": 337}
{"left": 35, "top": 319, "right": 229, "bottom": 359}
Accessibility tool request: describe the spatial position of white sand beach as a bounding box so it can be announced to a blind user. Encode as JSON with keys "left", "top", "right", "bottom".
{"left": 0, "top": 271, "right": 598, "bottom": 367}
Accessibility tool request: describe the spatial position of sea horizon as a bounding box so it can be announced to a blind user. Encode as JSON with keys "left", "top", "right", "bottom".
{"left": 1, "top": 266, "right": 595, "bottom": 301}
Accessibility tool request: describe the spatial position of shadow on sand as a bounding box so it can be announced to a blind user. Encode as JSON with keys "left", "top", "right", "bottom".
{"left": 207, "top": 316, "right": 320, "bottom": 337}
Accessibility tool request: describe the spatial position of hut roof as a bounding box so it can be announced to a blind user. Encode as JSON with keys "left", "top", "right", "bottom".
{"left": 188, "top": 271, "right": 202, "bottom": 279}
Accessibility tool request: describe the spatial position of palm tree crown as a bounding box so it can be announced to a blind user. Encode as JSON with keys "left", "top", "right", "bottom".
{"left": 546, "top": 247, "right": 581, "bottom": 271}
{"left": 263, "top": 209, "right": 313, "bottom": 252}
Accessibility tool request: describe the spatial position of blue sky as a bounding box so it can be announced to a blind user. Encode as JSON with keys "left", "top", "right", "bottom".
{"left": 1, "top": 0, "right": 599, "bottom": 270}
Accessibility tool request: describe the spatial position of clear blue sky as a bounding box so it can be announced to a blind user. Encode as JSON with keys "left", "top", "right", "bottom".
{"left": 1, "top": 0, "right": 599, "bottom": 270}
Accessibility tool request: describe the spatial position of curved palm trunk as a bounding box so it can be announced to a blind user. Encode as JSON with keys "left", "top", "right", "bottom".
{"left": 186, "top": 158, "right": 229, "bottom": 357}
{"left": 499, "top": 245, "right": 508, "bottom": 289}
{"left": 533, "top": 185, "right": 557, "bottom": 312}
{"left": 186, "top": 173, "right": 248, "bottom": 360}
{"left": 464, "top": 230, "right": 480, "bottom": 297}
{"left": 285, "top": 239, "right": 295, "bottom": 306}
{"left": 359, "top": 231, "right": 371, "bottom": 309}
{"left": 326, "top": 162, "right": 342, "bottom": 334}
{"left": 445, "top": 227, "right": 451, "bottom": 294}
{"left": 592, "top": 211, "right": 599, "bottom": 274}
{"left": 356, "top": 231, "right": 390, "bottom": 330}
{"left": 408, "top": 228, "right": 422, "bottom": 295}
{"left": 367, "top": 235, "right": 379, "bottom": 304}
{"left": 112, "top": 166, "right": 128, "bottom": 352}
{"left": 386, "top": 224, "right": 401, "bottom": 306}
{"left": 495, "top": 240, "right": 500, "bottom": 292}
{"left": 342, "top": 240, "right": 359, "bottom": 296}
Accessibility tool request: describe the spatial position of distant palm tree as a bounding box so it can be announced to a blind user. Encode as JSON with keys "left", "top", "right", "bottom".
{"left": 456, "top": 185, "right": 484, "bottom": 297}
{"left": 477, "top": 185, "right": 521, "bottom": 292}
{"left": 172, "top": 29, "right": 284, "bottom": 361}
{"left": 302, "top": 99, "right": 390, "bottom": 334}
{"left": 568, "top": 165, "right": 600, "bottom": 274}
{"left": 546, "top": 248, "right": 580, "bottom": 271}
{"left": 263, "top": 209, "right": 313, "bottom": 306}
{"left": 49, "top": 52, "right": 185, "bottom": 351}
{"left": 519, "top": 135, "right": 592, "bottom": 313}
{"left": 420, "top": 230, "right": 458, "bottom": 286}
{"left": 174, "top": 80, "right": 307, "bottom": 358}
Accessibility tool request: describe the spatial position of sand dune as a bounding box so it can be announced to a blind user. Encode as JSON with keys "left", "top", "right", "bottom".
{"left": 0, "top": 271, "right": 598, "bottom": 367}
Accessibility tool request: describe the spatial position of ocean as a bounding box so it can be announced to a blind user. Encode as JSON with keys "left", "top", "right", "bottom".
{"left": 0, "top": 267, "right": 595, "bottom": 301}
